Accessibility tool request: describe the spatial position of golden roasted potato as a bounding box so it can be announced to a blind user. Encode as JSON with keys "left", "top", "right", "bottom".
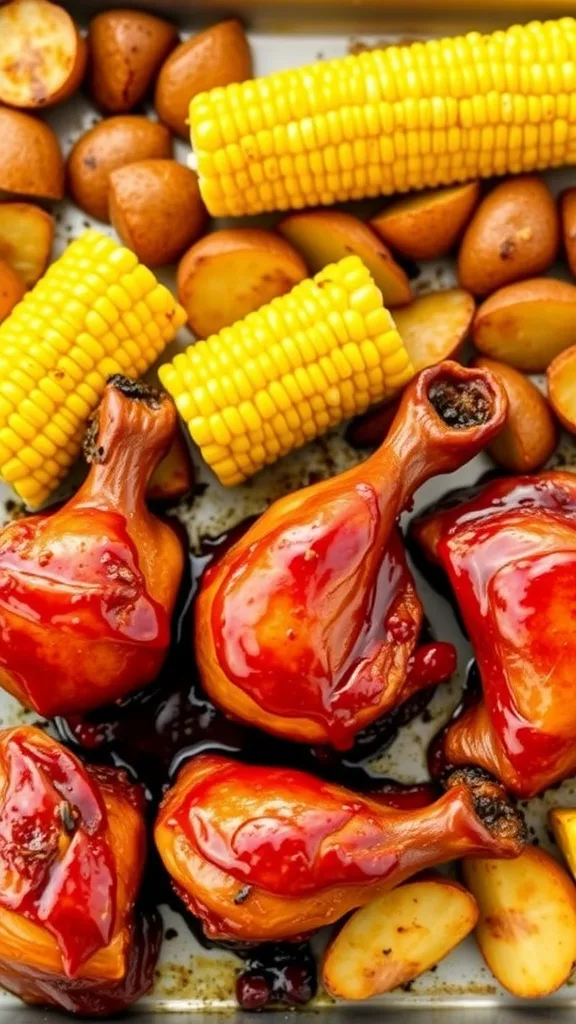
{"left": 148, "top": 433, "right": 194, "bottom": 501}
{"left": 392, "top": 289, "right": 474, "bottom": 372}
{"left": 458, "top": 176, "right": 559, "bottom": 297}
{"left": 109, "top": 159, "right": 207, "bottom": 267}
{"left": 278, "top": 210, "right": 412, "bottom": 308}
{"left": 560, "top": 188, "right": 576, "bottom": 279}
{"left": 88, "top": 9, "right": 178, "bottom": 113}
{"left": 0, "top": 109, "right": 64, "bottom": 199}
{"left": 463, "top": 847, "right": 576, "bottom": 999}
{"left": 550, "top": 809, "right": 576, "bottom": 879}
{"left": 473, "top": 357, "right": 557, "bottom": 471}
{"left": 155, "top": 20, "right": 252, "bottom": 138}
{"left": 322, "top": 877, "right": 478, "bottom": 1000}
{"left": 547, "top": 347, "right": 576, "bottom": 434}
{"left": 0, "top": 0, "right": 86, "bottom": 109}
{"left": 0, "top": 259, "right": 25, "bottom": 322}
{"left": 177, "top": 228, "right": 307, "bottom": 338}
{"left": 0, "top": 203, "right": 53, "bottom": 287}
{"left": 67, "top": 116, "right": 172, "bottom": 222}
{"left": 370, "top": 182, "right": 480, "bottom": 261}
{"left": 473, "top": 278, "right": 576, "bottom": 372}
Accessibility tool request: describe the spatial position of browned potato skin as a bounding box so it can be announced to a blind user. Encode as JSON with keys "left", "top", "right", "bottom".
{"left": 88, "top": 9, "right": 178, "bottom": 113}
{"left": 109, "top": 159, "right": 207, "bottom": 267}
{"left": 560, "top": 188, "right": 576, "bottom": 279}
{"left": 548, "top": 346, "right": 576, "bottom": 434}
{"left": 473, "top": 357, "right": 557, "bottom": 472}
{"left": 370, "top": 182, "right": 480, "bottom": 261}
{"left": 0, "top": 202, "right": 54, "bottom": 286}
{"left": 0, "top": 0, "right": 87, "bottom": 109}
{"left": 0, "top": 109, "right": 64, "bottom": 199}
{"left": 67, "top": 116, "right": 172, "bottom": 222}
{"left": 0, "top": 259, "right": 25, "bottom": 322}
{"left": 154, "top": 20, "right": 252, "bottom": 138}
{"left": 458, "top": 176, "right": 559, "bottom": 297}
{"left": 147, "top": 432, "right": 194, "bottom": 501}
{"left": 346, "top": 400, "right": 398, "bottom": 449}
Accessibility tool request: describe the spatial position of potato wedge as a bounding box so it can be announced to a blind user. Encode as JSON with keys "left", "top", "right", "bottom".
{"left": 155, "top": 20, "right": 252, "bottom": 138}
{"left": 548, "top": 347, "right": 576, "bottom": 434}
{"left": 0, "top": 203, "right": 53, "bottom": 287}
{"left": 88, "top": 9, "right": 178, "bottom": 113}
{"left": 0, "top": 259, "right": 25, "bottom": 323}
{"left": 392, "top": 289, "right": 474, "bottom": 372}
{"left": 473, "top": 278, "right": 576, "bottom": 372}
{"left": 177, "top": 229, "right": 307, "bottom": 338}
{"left": 109, "top": 159, "right": 207, "bottom": 267}
{"left": 458, "top": 176, "right": 559, "bottom": 297}
{"left": 148, "top": 433, "right": 194, "bottom": 502}
{"left": 67, "top": 116, "right": 172, "bottom": 222}
{"left": 322, "top": 877, "right": 478, "bottom": 1000}
{"left": 561, "top": 189, "right": 576, "bottom": 279}
{"left": 370, "top": 182, "right": 480, "bottom": 261}
{"left": 473, "top": 357, "right": 557, "bottom": 471}
{"left": 0, "top": 0, "right": 86, "bottom": 109}
{"left": 463, "top": 847, "right": 576, "bottom": 998}
{"left": 0, "top": 109, "right": 64, "bottom": 200}
{"left": 278, "top": 211, "right": 412, "bottom": 308}
{"left": 550, "top": 809, "right": 576, "bottom": 880}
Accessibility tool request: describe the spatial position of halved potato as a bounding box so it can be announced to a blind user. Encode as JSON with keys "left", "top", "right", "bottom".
{"left": 0, "top": 0, "right": 86, "bottom": 109}
{"left": 0, "top": 203, "right": 53, "bottom": 287}
{"left": 472, "top": 278, "right": 576, "bottom": 372}
{"left": 548, "top": 347, "right": 576, "bottom": 434}
{"left": 322, "top": 877, "right": 478, "bottom": 1000}
{"left": 148, "top": 433, "right": 194, "bottom": 502}
{"left": 0, "top": 259, "right": 25, "bottom": 322}
{"left": 277, "top": 210, "right": 412, "bottom": 308}
{"left": 473, "top": 357, "right": 557, "bottom": 472}
{"left": 0, "top": 109, "right": 64, "bottom": 199}
{"left": 177, "top": 229, "right": 307, "bottom": 338}
{"left": 392, "top": 289, "right": 474, "bottom": 372}
{"left": 463, "top": 847, "right": 576, "bottom": 998}
{"left": 550, "top": 809, "right": 576, "bottom": 880}
{"left": 370, "top": 182, "right": 480, "bottom": 261}
{"left": 88, "top": 9, "right": 178, "bottom": 113}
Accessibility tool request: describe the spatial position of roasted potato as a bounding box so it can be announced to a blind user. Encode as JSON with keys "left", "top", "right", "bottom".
{"left": 148, "top": 433, "right": 194, "bottom": 502}
{"left": 0, "top": 203, "right": 53, "bottom": 287}
{"left": 155, "top": 20, "right": 252, "bottom": 138}
{"left": 463, "top": 847, "right": 576, "bottom": 998}
{"left": 458, "top": 176, "right": 559, "bottom": 297}
{"left": 472, "top": 278, "right": 576, "bottom": 372}
{"left": 0, "top": 0, "right": 85, "bottom": 109}
{"left": 370, "top": 182, "right": 480, "bottom": 261}
{"left": 473, "top": 357, "right": 557, "bottom": 471}
{"left": 278, "top": 210, "right": 412, "bottom": 308}
{"left": 109, "top": 159, "right": 207, "bottom": 267}
{"left": 0, "top": 259, "right": 25, "bottom": 323}
{"left": 0, "top": 109, "right": 64, "bottom": 199}
{"left": 88, "top": 9, "right": 178, "bottom": 113}
{"left": 550, "top": 809, "right": 576, "bottom": 880}
{"left": 322, "top": 877, "right": 478, "bottom": 1000}
{"left": 393, "top": 289, "right": 475, "bottom": 372}
{"left": 177, "top": 228, "right": 307, "bottom": 338}
{"left": 67, "top": 116, "right": 172, "bottom": 222}
{"left": 560, "top": 188, "right": 576, "bottom": 279}
{"left": 548, "top": 347, "right": 576, "bottom": 434}
{"left": 346, "top": 401, "right": 398, "bottom": 449}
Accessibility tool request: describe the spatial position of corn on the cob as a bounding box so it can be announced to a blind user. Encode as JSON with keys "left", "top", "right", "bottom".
{"left": 0, "top": 229, "right": 186, "bottom": 507}
{"left": 190, "top": 17, "right": 576, "bottom": 217}
{"left": 160, "top": 254, "right": 412, "bottom": 486}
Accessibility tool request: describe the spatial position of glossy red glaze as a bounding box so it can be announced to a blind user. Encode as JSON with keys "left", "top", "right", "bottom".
{"left": 414, "top": 471, "right": 576, "bottom": 797}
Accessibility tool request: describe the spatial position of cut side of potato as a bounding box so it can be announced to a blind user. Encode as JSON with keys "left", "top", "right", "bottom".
{"left": 0, "top": 108, "right": 64, "bottom": 200}
{"left": 370, "top": 182, "right": 480, "bottom": 261}
{"left": 548, "top": 347, "right": 576, "bottom": 434}
{"left": 147, "top": 433, "right": 194, "bottom": 502}
{"left": 473, "top": 278, "right": 576, "bottom": 372}
{"left": 322, "top": 877, "right": 478, "bottom": 1000}
{"left": 88, "top": 9, "right": 178, "bottom": 114}
{"left": 277, "top": 210, "right": 412, "bottom": 308}
{"left": 463, "top": 847, "right": 576, "bottom": 999}
{"left": 392, "top": 289, "right": 474, "bottom": 372}
{"left": 0, "top": 203, "right": 53, "bottom": 287}
{"left": 0, "top": 0, "right": 86, "bottom": 109}
{"left": 550, "top": 809, "right": 576, "bottom": 880}
{"left": 177, "top": 228, "right": 308, "bottom": 338}
{"left": 0, "top": 259, "right": 25, "bottom": 323}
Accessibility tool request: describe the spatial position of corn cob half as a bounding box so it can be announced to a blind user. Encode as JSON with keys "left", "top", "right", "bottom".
{"left": 190, "top": 17, "right": 576, "bottom": 216}
{"left": 160, "top": 254, "right": 412, "bottom": 486}
{"left": 0, "top": 229, "right": 186, "bottom": 507}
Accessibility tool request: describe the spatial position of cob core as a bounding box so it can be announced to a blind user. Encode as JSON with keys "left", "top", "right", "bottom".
{"left": 190, "top": 17, "right": 576, "bottom": 216}
{"left": 159, "top": 255, "right": 412, "bottom": 486}
{"left": 0, "top": 230, "right": 186, "bottom": 507}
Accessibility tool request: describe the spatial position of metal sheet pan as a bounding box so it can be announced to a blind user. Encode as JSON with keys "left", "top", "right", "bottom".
{"left": 1, "top": 1, "right": 576, "bottom": 1017}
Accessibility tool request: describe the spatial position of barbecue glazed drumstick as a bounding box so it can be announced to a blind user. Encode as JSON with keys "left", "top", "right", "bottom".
{"left": 195, "top": 362, "right": 507, "bottom": 748}
{"left": 413, "top": 471, "right": 576, "bottom": 798}
{"left": 0, "top": 726, "right": 160, "bottom": 1015}
{"left": 0, "top": 376, "right": 184, "bottom": 717}
{"left": 155, "top": 753, "right": 526, "bottom": 943}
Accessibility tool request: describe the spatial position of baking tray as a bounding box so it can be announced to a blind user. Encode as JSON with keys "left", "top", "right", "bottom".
{"left": 1, "top": 0, "right": 576, "bottom": 1018}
